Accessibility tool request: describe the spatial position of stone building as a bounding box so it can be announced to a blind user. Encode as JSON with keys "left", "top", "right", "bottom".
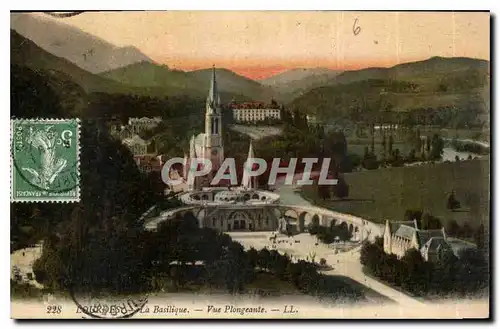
{"left": 183, "top": 66, "right": 225, "bottom": 190}
{"left": 128, "top": 117, "right": 162, "bottom": 134}
{"left": 178, "top": 187, "right": 281, "bottom": 232}
{"left": 231, "top": 102, "right": 281, "bottom": 122}
{"left": 122, "top": 135, "right": 148, "bottom": 156}
{"left": 383, "top": 220, "right": 453, "bottom": 262}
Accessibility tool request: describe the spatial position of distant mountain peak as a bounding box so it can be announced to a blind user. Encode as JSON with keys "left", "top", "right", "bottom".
{"left": 10, "top": 12, "right": 154, "bottom": 73}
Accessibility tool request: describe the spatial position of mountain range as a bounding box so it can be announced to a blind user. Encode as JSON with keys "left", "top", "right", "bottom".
{"left": 10, "top": 12, "right": 490, "bottom": 119}
{"left": 11, "top": 29, "right": 153, "bottom": 95}
{"left": 290, "top": 56, "right": 490, "bottom": 120}
{"left": 11, "top": 13, "right": 154, "bottom": 74}
{"left": 99, "top": 62, "right": 275, "bottom": 102}
{"left": 259, "top": 68, "right": 343, "bottom": 100}
{"left": 10, "top": 30, "right": 257, "bottom": 101}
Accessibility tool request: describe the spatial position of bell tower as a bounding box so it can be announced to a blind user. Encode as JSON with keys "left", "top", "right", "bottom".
{"left": 204, "top": 65, "right": 224, "bottom": 170}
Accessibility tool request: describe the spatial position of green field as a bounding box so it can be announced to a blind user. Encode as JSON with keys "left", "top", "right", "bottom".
{"left": 302, "top": 158, "right": 490, "bottom": 227}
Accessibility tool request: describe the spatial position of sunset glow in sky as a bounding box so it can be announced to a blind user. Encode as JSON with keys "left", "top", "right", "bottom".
{"left": 35, "top": 11, "right": 489, "bottom": 80}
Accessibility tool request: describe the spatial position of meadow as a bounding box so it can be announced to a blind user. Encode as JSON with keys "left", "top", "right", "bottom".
{"left": 301, "top": 158, "right": 490, "bottom": 228}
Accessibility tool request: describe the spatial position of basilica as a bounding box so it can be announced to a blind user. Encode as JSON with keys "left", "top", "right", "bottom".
{"left": 182, "top": 66, "right": 226, "bottom": 190}
{"left": 170, "top": 66, "right": 282, "bottom": 232}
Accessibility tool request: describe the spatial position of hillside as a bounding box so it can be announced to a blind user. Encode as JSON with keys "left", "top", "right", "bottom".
{"left": 290, "top": 57, "right": 490, "bottom": 125}
{"left": 187, "top": 67, "right": 276, "bottom": 102}
{"left": 10, "top": 30, "right": 193, "bottom": 98}
{"left": 11, "top": 13, "right": 153, "bottom": 73}
{"left": 260, "top": 68, "right": 343, "bottom": 101}
{"left": 261, "top": 68, "right": 338, "bottom": 85}
{"left": 11, "top": 29, "right": 130, "bottom": 93}
{"left": 329, "top": 56, "right": 490, "bottom": 88}
{"left": 100, "top": 62, "right": 275, "bottom": 102}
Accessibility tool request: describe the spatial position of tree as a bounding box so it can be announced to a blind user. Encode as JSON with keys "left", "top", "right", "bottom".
{"left": 333, "top": 176, "right": 349, "bottom": 199}
{"left": 446, "top": 191, "right": 461, "bottom": 210}
{"left": 316, "top": 179, "right": 331, "bottom": 201}
{"left": 401, "top": 248, "right": 430, "bottom": 295}
{"left": 11, "top": 65, "right": 66, "bottom": 118}
{"left": 430, "top": 249, "right": 459, "bottom": 293}
{"left": 323, "top": 131, "right": 347, "bottom": 163}
{"left": 360, "top": 239, "right": 385, "bottom": 275}
{"left": 206, "top": 241, "right": 251, "bottom": 293}
{"left": 339, "top": 153, "right": 361, "bottom": 173}
{"left": 381, "top": 134, "right": 387, "bottom": 160}
{"left": 362, "top": 152, "right": 379, "bottom": 170}
{"left": 407, "top": 149, "right": 416, "bottom": 162}
{"left": 246, "top": 247, "right": 259, "bottom": 269}
{"left": 388, "top": 135, "right": 394, "bottom": 156}
{"left": 27, "top": 121, "right": 156, "bottom": 294}
{"left": 455, "top": 248, "right": 489, "bottom": 294}
{"left": 257, "top": 248, "right": 271, "bottom": 270}
{"left": 415, "top": 129, "right": 422, "bottom": 156}
{"left": 429, "top": 134, "right": 444, "bottom": 160}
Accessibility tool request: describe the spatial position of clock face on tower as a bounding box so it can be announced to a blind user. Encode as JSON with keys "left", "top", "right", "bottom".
{"left": 211, "top": 149, "right": 218, "bottom": 156}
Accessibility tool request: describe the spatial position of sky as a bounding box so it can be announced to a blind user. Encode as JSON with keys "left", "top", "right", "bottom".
{"left": 36, "top": 11, "right": 490, "bottom": 80}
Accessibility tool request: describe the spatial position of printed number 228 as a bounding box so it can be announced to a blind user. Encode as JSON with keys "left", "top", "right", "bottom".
{"left": 46, "top": 305, "right": 62, "bottom": 314}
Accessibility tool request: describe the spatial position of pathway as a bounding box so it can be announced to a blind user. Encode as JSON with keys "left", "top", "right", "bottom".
{"left": 230, "top": 231, "right": 424, "bottom": 307}
{"left": 230, "top": 178, "right": 426, "bottom": 307}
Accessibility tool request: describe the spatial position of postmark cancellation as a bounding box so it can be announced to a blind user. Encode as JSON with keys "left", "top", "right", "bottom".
{"left": 10, "top": 118, "right": 80, "bottom": 203}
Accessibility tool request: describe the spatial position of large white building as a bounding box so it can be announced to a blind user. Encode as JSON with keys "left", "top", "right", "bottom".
{"left": 128, "top": 117, "right": 162, "bottom": 134}
{"left": 232, "top": 103, "right": 281, "bottom": 123}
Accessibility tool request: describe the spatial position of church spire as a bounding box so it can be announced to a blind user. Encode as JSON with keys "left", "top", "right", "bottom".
{"left": 242, "top": 140, "right": 257, "bottom": 189}
{"left": 187, "top": 135, "right": 198, "bottom": 191}
{"left": 207, "top": 65, "right": 220, "bottom": 107}
{"left": 247, "top": 140, "right": 254, "bottom": 159}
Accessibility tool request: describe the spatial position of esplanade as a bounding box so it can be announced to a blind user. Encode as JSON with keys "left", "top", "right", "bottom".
{"left": 143, "top": 199, "right": 382, "bottom": 242}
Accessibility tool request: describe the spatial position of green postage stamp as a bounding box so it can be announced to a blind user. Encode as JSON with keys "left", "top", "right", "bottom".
{"left": 10, "top": 119, "right": 80, "bottom": 202}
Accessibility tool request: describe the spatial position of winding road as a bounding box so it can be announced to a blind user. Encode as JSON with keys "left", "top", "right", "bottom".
{"left": 230, "top": 177, "right": 425, "bottom": 307}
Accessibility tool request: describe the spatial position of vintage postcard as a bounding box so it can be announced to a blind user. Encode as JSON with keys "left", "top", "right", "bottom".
{"left": 10, "top": 11, "right": 490, "bottom": 319}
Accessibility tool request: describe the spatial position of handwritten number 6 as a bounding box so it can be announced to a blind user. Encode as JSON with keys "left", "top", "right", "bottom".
{"left": 353, "top": 18, "right": 361, "bottom": 36}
